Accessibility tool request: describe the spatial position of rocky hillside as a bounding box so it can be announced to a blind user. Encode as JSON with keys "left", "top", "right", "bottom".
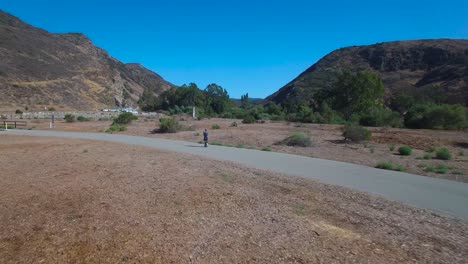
{"left": 0, "top": 10, "right": 173, "bottom": 111}
{"left": 266, "top": 39, "right": 468, "bottom": 107}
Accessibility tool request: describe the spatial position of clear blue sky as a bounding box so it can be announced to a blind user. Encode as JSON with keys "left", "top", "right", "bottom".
{"left": 1, "top": 0, "right": 467, "bottom": 98}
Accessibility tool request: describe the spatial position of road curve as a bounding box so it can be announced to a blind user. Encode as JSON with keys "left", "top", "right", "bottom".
{"left": 3, "top": 129, "right": 468, "bottom": 220}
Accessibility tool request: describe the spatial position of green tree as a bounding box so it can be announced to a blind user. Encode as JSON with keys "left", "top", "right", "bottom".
{"left": 329, "top": 71, "right": 385, "bottom": 120}
{"left": 240, "top": 93, "right": 251, "bottom": 109}
{"left": 204, "top": 83, "right": 230, "bottom": 114}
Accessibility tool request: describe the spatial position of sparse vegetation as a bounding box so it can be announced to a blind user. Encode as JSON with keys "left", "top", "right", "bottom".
{"left": 292, "top": 204, "right": 306, "bottom": 216}
{"left": 211, "top": 124, "right": 221, "bottom": 129}
{"left": 280, "top": 132, "right": 312, "bottom": 147}
{"left": 398, "top": 146, "right": 413, "bottom": 156}
{"left": 389, "top": 144, "right": 395, "bottom": 151}
{"left": 262, "top": 147, "right": 272, "bottom": 152}
{"left": 48, "top": 107, "right": 56, "bottom": 112}
{"left": 343, "top": 125, "right": 371, "bottom": 142}
{"left": 64, "top": 114, "right": 75, "bottom": 123}
{"left": 435, "top": 148, "right": 452, "bottom": 160}
{"left": 15, "top": 109, "right": 23, "bottom": 114}
{"left": 230, "top": 121, "right": 238, "bottom": 127}
{"left": 236, "top": 144, "right": 245, "bottom": 148}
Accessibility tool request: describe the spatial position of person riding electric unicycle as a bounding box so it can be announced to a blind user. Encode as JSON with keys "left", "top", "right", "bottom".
{"left": 203, "top": 129, "right": 208, "bottom": 147}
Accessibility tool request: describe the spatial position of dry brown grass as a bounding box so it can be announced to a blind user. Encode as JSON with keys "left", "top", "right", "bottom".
{"left": 0, "top": 135, "right": 467, "bottom": 263}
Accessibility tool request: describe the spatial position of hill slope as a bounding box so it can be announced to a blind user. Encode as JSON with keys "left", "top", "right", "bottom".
{"left": 266, "top": 39, "right": 468, "bottom": 107}
{"left": 0, "top": 10, "right": 173, "bottom": 111}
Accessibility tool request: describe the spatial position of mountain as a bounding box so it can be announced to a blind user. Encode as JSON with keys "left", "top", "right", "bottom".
{"left": 0, "top": 10, "right": 174, "bottom": 111}
{"left": 266, "top": 39, "right": 468, "bottom": 107}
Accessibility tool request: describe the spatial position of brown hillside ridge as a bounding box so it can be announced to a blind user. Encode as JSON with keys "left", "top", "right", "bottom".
{"left": 266, "top": 39, "right": 468, "bottom": 106}
{"left": 0, "top": 10, "right": 174, "bottom": 111}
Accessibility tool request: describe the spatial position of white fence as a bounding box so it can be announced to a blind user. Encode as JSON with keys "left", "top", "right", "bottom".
{"left": 0, "top": 112, "right": 160, "bottom": 120}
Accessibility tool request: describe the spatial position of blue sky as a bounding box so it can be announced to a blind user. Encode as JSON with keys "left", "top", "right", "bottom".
{"left": 1, "top": 0, "right": 467, "bottom": 98}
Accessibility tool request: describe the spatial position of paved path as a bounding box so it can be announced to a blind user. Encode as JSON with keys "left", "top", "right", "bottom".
{"left": 3, "top": 130, "right": 468, "bottom": 220}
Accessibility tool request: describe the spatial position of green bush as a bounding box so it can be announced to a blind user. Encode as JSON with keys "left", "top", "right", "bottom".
{"left": 359, "top": 107, "right": 402, "bottom": 127}
{"left": 389, "top": 144, "right": 395, "bottom": 151}
{"left": 376, "top": 162, "right": 393, "bottom": 170}
{"left": 242, "top": 115, "right": 256, "bottom": 124}
{"left": 15, "top": 109, "right": 23, "bottom": 114}
{"left": 64, "top": 114, "right": 75, "bottom": 123}
{"left": 157, "top": 118, "right": 181, "bottom": 133}
{"left": 395, "top": 165, "right": 407, "bottom": 172}
{"left": 376, "top": 162, "right": 406, "bottom": 172}
{"left": 398, "top": 146, "right": 413, "bottom": 156}
{"left": 435, "top": 148, "right": 452, "bottom": 160}
{"left": 425, "top": 164, "right": 450, "bottom": 174}
{"left": 343, "top": 125, "right": 371, "bottom": 142}
{"left": 280, "top": 132, "right": 312, "bottom": 147}
{"left": 404, "top": 104, "right": 467, "bottom": 129}
{"left": 423, "top": 153, "right": 432, "bottom": 160}
{"left": 77, "top": 116, "right": 91, "bottom": 122}
{"left": 105, "top": 124, "right": 127, "bottom": 133}
{"left": 113, "top": 112, "right": 138, "bottom": 125}
{"left": 262, "top": 147, "right": 272, "bottom": 151}
{"left": 211, "top": 124, "right": 221, "bottom": 129}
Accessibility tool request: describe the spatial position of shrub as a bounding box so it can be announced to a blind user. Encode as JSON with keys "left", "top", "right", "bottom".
{"left": 398, "top": 146, "right": 413, "bottom": 156}
{"left": 423, "top": 153, "right": 432, "bottom": 160}
{"left": 242, "top": 115, "right": 256, "bottom": 124}
{"left": 425, "top": 164, "right": 450, "bottom": 174}
{"left": 376, "top": 162, "right": 407, "bottom": 172}
{"left": 404, "top": 104, "right": 467, "bottom": 129}
{"left": 262, "top": 147, "right": 272, "bottom": 151}
{"left": 359, "top": 107, "right": 402, "bottom": 127}
{"left": 435, "top": 148, "right": 452, "bottom": 160}
{"left": 48, "top": 107, "right": 56, "bottom": 112}
{"left": 105, "top": 124, "right": 127, "bottom": 133}
{"left": 427, "top": 146, "right": 436, "bottom": 153}
{"left": 343, "top": 125, "right": 371, "bottom": 142}
{"left": 236, "top": 144, "right": 245, "bottom": 148}
{"left": 389, "top": 144, "right": 395, "bottom": 151}
{"left": 15, "top": 109, "right": 23, "bottom": 114}
{"left": 157, "top": 118, "right": 181, "bottom": 133}
{"left": 211, "top": 124, "right": 221, "bottom": 129}
{"left": 280, "top": 132, "right": 312, "bottom": 147}
{"left": 64, "top": 114, "right": 75, "bottom": 123}
{"left": 230, "top": 121, "right": 238, "bottom": 127}
{"left": 376, "top": 162, "right": 393, "bottom": 170}
{"left": 395, "top": 165, "right": 407, "bottom": 172}
{"left": 113, "top": 112, "right": 138, "bottom": 125}
{"left": 77, "top": 116, "right": 91, "bottom": 122}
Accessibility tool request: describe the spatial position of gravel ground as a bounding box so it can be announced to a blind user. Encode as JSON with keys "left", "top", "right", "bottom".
{"left": 0, "top": 135, "right": 467, "bottom": 263}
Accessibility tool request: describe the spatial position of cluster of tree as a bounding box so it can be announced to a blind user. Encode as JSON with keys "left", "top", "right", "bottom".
{"left": 138, "top": 83, "right": 232, "bottom": 117}
{"left": 138, "top": 71, "right": 467, "bottom": 130}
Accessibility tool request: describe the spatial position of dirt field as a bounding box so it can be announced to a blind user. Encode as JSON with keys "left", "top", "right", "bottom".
{"left": 0, "top": 135, "right": 467, "bottom": 263}
{"left": 24, "top": 117, "right": 468, "bottom": 182}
